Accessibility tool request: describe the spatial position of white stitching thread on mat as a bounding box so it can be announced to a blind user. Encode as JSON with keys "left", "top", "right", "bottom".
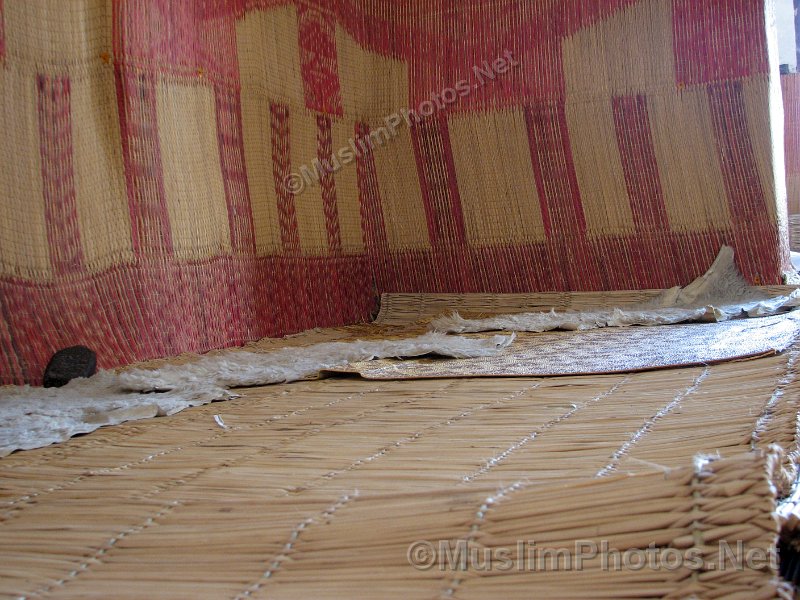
{"left": 234, "top": 492, "right": 358, "bottom": 599}
{"left": 440, "top": 370, "right": 708, "bottom": 599}
{"left": 463, "top": 377, "right": 629, "bottom": 483}
{"left": 21, "top": 500, "right": 182, "bottom": 599}
{"left": 0, "top": 383, "right": 386, "bottom": 523}
{"left": 596, "top": 367, "right": 710, "bottom": 477}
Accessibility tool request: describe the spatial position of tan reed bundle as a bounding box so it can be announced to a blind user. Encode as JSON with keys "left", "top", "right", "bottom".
{"left": 375, "top": 288, "right": 800, "bottom": 326}
{"left": 789, "top": 216, "right": 800, "bottom": 253}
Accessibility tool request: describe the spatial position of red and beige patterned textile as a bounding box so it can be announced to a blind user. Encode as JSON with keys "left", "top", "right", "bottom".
{"left": 0, "top": 0, "right": 789, "bottom": 383}
{"left": 782, "top": 73, "right": 800, "bottom": 249}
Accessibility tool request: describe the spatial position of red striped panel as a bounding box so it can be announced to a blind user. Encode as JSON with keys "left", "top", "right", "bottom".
{"left": 37, "top": 75, "right": 85, "bottom": 276}
{"left": 0, "top": 274, "right": 137, "bottom": 385}
{"left": 512, "top": 32, "right": 565, "bottom": 105}
{"left": 523, "top": 102, "right": 586, "bottom": 236}
{"left": 561, "top": 0, "right": 644, "bottom": 35}
{"left": 469, "top": 244, "right": 557, "bottom": 293}
{"left": 0, "top": 0, "right": 5, "bottom": 61}
{"left": 523, "top": 101, "right": 606, "bottom": 291}
{"left": 0, "top": 255, "right": 378, "bottom": 385}
{"left": 186, "top": 269, "right": 232, "bottom": 353}
{"left": 410, "top": 4, "right": 555, "bottom": 110}
{"left": 783, "top": 74, "right": 800, "bottom": 212}
{"left": 0, "top": 0, "right": 789, "bottom": 385}
{"left": 668, "top": 231, "right": 725, "bottom": 285}
{"left": 408, "top": 0, "right": 772, "bottom": 108}
{"left": 113, "top": 69, "right": 190, "bottom": 358}
{"left": 317, "top": 115, "right": 343, "bottom": 254}
{"left": 784, "top": 74, "right": 800, "bottom": 215}
{"left": 611, "top": 94, "right": 677, "bottom": 289}
{"left": 113, "top": 0, "right": 198, "bottom": 68}
{"left": 114, "top": 68, "right": 173, "bottom": 256}
{"left": 0, "top": 228, "right": 787, "bottom": 387}
{"left": 113, "top": 0, "right": 249, "bottom": 82}
{"left": 436, "top": 2, "right": 526, "bottom": 108}
{"left": 785, "top": 75, "right": 800, "bottom": 176}
{"left": 411, "top": 0, "right": 514, "bottom": 107}
{"left": 612, "top": 95, "right": 669, "bottom": 233}
{"left": 434, "top": 115, "right": 476, "bottom": 292}
{"left": 112, "top": 3, "right": 190, "bottom": 358}
{"left": 270, "top": 102, "right": 301, "bottom": 254}
{"left": 298, "top": 4, "right": 343, "bottom": 115}
{"left": 214, "top": 85, "right": 257, "bottom": 254}
{"left": 728, "top": 220, "right": 782, "bottom": 284}
{"left": 200, "top": 0, "right": 403, "bottom": 60}
{"left": 2, "top": 283, "right": 61, "bottom": 383}
{"left": 0, "top": 291, "right": 25, "bottom": 382}
{"left": 673, "top": 0, "right": 769, "bottom": 86}
{"left": 269, "top": 103, "right": 312, "bottom": 330}
{"left": 707, "top": 81, "right": 768, "bottom": 222}
{"left": 316, "top": 114, "right": 345, "bottom": 323}
{"left": 408, "top": 117, "right": 475, "bottom": 292}
{"left": 0, "top": 257, "right": 360, "bottom": 384}
{"left": 369, "top": 227, "right": 767, "bottom": 298}
{"left": 354, "top": 121, "right": 389, "bottom": 255}
{"left": 410, "top": 117, "right": 467, "bottom": 246}
{"left": 408, "top": 1, "right": 643, "bottom": 110}
{"left": 335, "top": 0, "right": 405, "bottom": 59}
{"left": 202, "top": 85, "right": 258, "bottom": 347}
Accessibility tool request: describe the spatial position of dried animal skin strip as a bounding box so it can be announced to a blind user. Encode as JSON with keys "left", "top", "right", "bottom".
{"left": 0, "top": 332, "right": 514, "bottom": 457}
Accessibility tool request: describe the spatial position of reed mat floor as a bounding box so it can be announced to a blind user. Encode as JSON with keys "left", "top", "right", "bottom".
{"left": 2, "top": 340, "right": 799, "bottom": 598}
{"left": 4, "top": 289, "right": 800, "bottom": 598}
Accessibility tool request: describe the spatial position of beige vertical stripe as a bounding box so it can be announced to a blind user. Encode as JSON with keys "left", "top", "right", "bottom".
{"left": 4, "top": 0, "right": 111, "bottom": 69}
{"left": 336, "top": 25, "right": 408, "bottom": 118}
{"left": 449, "top": 109, "right": 546, "bottom": 245}
{"left": 561, "top": 0, "right": 679, "bottom": 237}
{"left": 291, "top": 109, "right": 328, "bottom": 255}
{"left": 240, "top": 87, "right": 282, "bottom": 255}
{"left": 742, "top": 75, "right": 778, "bottom": 223}
{"left": 156, "top": 81, "right": 231, "bottom": 259}
{"left": 331, "top": 119, "right": 365, "bottom": 253}
{"left": 562, "top": 0, "right": 676, "bottom": 99}
{"left": 565, "top": 99, "right": 634, "bottom": 236}
{"left": 0, "top": 70, "right": 50, "bottom": 278}
{"left": 788, "top": 174, "right": 800, "bottom": 215}
{"left": 371, "top": 123, "right": 431, "bottom": 250}
{"left": 236, "top": 6, "right": 304, "bottom": 107}
{"left": 71, "top": 69, "right": 134, "bottom": 271}
{"left": 648, "top": 89, "right": 732, "bottom": 232}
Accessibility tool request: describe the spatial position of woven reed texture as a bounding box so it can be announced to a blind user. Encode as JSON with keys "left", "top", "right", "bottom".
{"left": 0, "top": 0, "right": 790, "bottom": 385}
{"left": 336, "top": 315, "right": 800, "bottom": 379}
{"left": 1, "top": 346, "right": 798, "bottom": 598}
{"left": 784, "top": 73, "right": 800, "bottom": 217}
{"left": 790, "top": 214, "right": 800, "bottom": 253}
{"left": 374, "top": 287, "right": 800, "bottom": 325}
